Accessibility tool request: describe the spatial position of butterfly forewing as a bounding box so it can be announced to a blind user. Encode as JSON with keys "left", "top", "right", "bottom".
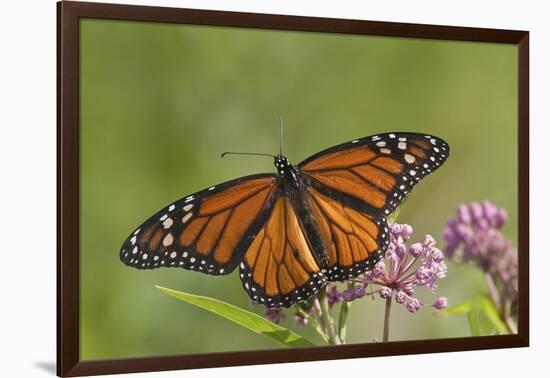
{"left": 299, "top": 132, "right": 450, "bottom": 217}
{"left": 239, "top": 196, "right": 327, "bottom": 308}
{"left": 119, "top": 174, "right": 277, "bottom": 275}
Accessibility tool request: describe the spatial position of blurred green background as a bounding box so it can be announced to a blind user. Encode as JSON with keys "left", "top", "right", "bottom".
{"left": 79, "top": 18, "right": 517, "bottom": 360}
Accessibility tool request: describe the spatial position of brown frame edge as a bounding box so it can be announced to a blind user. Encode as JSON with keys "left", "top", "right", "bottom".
{"left": 57, "top": 1, "right": 529, "bottom": 376}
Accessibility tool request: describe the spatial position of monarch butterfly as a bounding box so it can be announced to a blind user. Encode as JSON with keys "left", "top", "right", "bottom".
{"left": 120, "top": 130, "right": 449, "bottom": 308}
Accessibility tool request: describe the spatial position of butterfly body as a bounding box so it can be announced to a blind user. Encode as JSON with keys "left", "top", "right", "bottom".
{"left": 120, "top": 132, "right": 449, "bottom": 308}
{"left": 275, "top": 155, "right": 331, "bottom": 268}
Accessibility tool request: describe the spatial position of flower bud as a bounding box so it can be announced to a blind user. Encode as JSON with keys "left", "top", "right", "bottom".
{"left": 353, "top": 285, "right": 366, "bottom": 299}
{"left": 415, "top": 266, "right": 431, "bottom": 281}
{"left": 373, "top": 261, "right": 386, "bottom": 277}
{"left": 457, "top": 204, "right": 471, "bottom": 224}
{"left": 379, "top": 286, "right": 392, "bottom": 298}
{"left": 423, "top": 234, "right": 436, "bottom": 248}
{"left": 433, "top": 297, "right": 448, "bottom": 310}
{"left": 409, "top": 242, "right": 423, "bottom": 257}
{"left": 401, "top": 224, "right": 413, "bottom": 240}
{"left": 395, "top": 290, "right": 406, "bottom": 304}
{"left": 482, "top": 201, "right": 497, "bottom": 221}
{"left": 402, "top": 285, "right": 414, "bottom": 296}
{"left": 406, "top": 298, "right": 421, "bottom": 313}
{"left": 456, "top": 223, "right": 472, "bottom": 240}
{"left": 469, "top": 202, "right": 483, "bottom": 220}
{"left": 395, "top": 243, "right": 407, "bottom": 259}
{"left": 342, "top": 289, "right": 355, "bottom": 302}
{"left": 390, "top": 223, "right": 402, "bottom": 235}
{"left": 495, "top": 208, "right": 508, "bottom": 228}
{"left": 429, "top": 248, "right": 444, "bottom": 263}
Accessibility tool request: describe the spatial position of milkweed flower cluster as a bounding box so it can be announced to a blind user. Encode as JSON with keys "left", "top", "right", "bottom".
{"left": 443, "top": 201, "right": 517, "bottom": 317}
{"left": 362, "top": 223, "right": 447, "bottom": 312}
{"left": 325, "top": 223, "right": 448, "bottom": 313}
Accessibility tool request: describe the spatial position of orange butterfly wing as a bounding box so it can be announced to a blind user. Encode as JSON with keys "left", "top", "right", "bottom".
{"left": 239, "top": 196, "right": 327, "bottom": 307}
{"left": 305, "top": 187, "right": 389, "bottom": 281}
{"left": 298, "top": 132, "right": 449, "bottom": 281}
{"left": 299, "top": 133, "right": 449, "bottom": 217}
{"left": 120, "top": 174, "right": 277, "bottom": 275}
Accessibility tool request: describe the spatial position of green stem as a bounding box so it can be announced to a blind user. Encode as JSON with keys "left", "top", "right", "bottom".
{"left": 318, "top": 286, "right": 340, "bottom": 345}
{"left": 337, "top": 282, "right": 354, "bottom": 343}
{"left": 337, "top": 301, "right": 350, "bottom": 343}
{"left": 484, "top": 272, "right": 515, "bottom": 334}
{"left": 293, "top": 305, "right": 329, "bottom": 344}
{"left": 382, "top": 296, "right": 392, "bottom": 342}
{"left": 483, "top": 272, "right": 501, "bottom": 309}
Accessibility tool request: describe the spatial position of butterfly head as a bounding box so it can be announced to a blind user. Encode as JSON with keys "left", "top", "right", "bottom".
{"left": 274, "top": 155, "right": 291, "bottom": 176}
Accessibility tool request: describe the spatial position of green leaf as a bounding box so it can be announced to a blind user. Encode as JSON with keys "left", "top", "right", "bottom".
{"left": 478, "top": 296, "right": 510, "bottom": 335}
{"left": 467, "top": 308, "right": 481, "bottom": 336}
{"left": 155, "top": 285, "right": 315, "bottom": 348}
{"left": 439, "top": 300, "right": 471, "bottom": 317}
{"left": 439, "top": 296, "right": 510, "bottom": 336}
{"left": 440, "top": 299, "right": 480, "bottom": 336}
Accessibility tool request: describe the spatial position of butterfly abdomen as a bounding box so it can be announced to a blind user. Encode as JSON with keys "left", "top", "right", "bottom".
{"left": 287, "top": 184, "right": 331, "bottom": 268}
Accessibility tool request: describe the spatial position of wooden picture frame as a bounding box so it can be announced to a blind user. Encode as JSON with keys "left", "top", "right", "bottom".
{"left": 57, "top": 1, "right": 529, "bottom": 376}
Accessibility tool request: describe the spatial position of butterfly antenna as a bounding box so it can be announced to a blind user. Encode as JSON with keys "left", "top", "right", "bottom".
{"left": 220, "top": 151, "right": 276, "bottom": 158}
{"left": 279, "top": 116, "right": 284, "bottom": 157}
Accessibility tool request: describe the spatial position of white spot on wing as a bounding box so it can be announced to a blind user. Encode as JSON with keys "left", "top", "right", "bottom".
{"left": 182, "top": 213, "right": 193, "bottom": 223}
{"left": 404, "top": 153, "right": 415, "bottom": 164}
{"left": 162, "top": 233, "right": 174, "bottom": 247}
{"left": 183, "top": 204, "right": 193, "bottom": 211}
{"left": 162, "top": 218, "right": 173, "bottom": 229}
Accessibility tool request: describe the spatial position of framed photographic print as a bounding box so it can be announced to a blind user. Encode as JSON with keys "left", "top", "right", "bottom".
{"left": 57, "top": 1, "right": 529, "bottom": 376}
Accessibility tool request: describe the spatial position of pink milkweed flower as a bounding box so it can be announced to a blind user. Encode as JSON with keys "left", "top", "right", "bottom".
{"left": 362, "top": 223, "right": 448, "bottom": 313}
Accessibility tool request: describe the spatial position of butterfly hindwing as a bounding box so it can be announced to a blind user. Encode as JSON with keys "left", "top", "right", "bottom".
{"left": 239, "top": 195, "right": 327, "bottom": 308}
{"left": 119, "top": 174, "right": 277, "bottom": 275}
{"left": 299, "top": 132, "right": 450, "bottom": 217}
{"left": 305, "top": 187, "right": 388, "bottom": 281}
